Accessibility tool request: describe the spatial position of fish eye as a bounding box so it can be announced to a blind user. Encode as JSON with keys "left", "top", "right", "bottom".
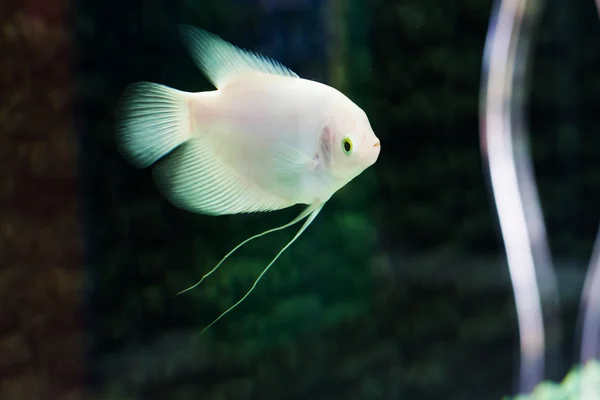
{"left": 342, "top": 137, "right": 353, "bottom": 155}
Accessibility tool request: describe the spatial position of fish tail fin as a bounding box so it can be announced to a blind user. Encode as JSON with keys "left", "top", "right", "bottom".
{"left": 198, "top": 203, "right": 325, "bottom": 335}
{"left": 116, "top": 82, "right": 193, "bottom": 168}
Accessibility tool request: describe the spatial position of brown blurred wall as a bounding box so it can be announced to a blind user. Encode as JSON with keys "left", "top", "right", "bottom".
{"left": 0, "top": 0, "right": 85, "bottom": 398}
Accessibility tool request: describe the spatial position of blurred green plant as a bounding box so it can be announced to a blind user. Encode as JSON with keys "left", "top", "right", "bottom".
{"left": 506, "top": 360, "right": 600, "bottom": 400}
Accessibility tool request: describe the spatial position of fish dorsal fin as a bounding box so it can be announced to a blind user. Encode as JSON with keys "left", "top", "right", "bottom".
{"left": 178, "top": 24, "right": 299, "bottom": 89}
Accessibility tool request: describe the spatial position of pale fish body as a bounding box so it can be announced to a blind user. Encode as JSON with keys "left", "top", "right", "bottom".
{"left": 116, "top": 25, "right": 381, "bottom": 332}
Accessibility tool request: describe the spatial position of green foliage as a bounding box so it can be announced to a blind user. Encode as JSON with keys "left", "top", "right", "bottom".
{"left": 506, "top": 360, "right": 600, "bottom": 400}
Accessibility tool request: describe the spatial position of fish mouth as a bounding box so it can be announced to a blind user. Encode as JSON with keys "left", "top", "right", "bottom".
{"left": 367, "top": 140, "right": 381, "bottom": 165}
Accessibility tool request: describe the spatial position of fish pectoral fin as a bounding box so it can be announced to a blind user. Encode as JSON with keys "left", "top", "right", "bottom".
{"left": 198, "top": 202, "right": 325, "bottom": 334}
{"left": 178, "top": 25, "right": 299, "bottom": 89}
{"left": 176, "top": 203, "right": 320, "bottom": 296}
{"left": 271, "top": 141, "right": 315, "bottom": 176}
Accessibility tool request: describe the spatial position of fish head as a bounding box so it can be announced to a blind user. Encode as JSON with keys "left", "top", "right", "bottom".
{"left": 318, "top": 100, "right": 380, "bottom": 184}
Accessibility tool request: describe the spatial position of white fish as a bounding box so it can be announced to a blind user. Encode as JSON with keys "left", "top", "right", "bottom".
{"left": 116, "top": 25, "right": 381, "bottom": 333}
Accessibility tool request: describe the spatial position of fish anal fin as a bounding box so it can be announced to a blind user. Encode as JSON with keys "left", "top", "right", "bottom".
{"left": 153, "top": 140, "right": 293, "bottom": 216}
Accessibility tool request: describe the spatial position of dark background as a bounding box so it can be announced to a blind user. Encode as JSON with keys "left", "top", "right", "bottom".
{"left": 2, "top": 0, "right": 600, "bottom": 398}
